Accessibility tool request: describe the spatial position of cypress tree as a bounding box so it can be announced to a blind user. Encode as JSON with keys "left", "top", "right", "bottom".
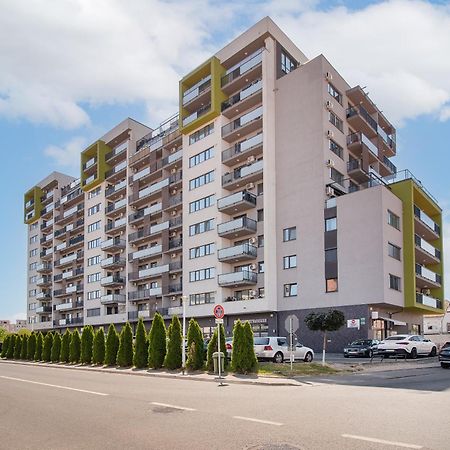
{"left": 51, "top": 333, "right": 62, "bottom": 362}
{"left": 81, "top": 325, "right": 94, "bottom": 364}
{"left": 34, "top": 332, "right": 43, "bottom": 361}
{"left": 231, "top": 319, "right": 244, "bottom": 372}
{"left": 69, "top": 329, "right": 81, "bottom": 363}
{"left": 60, "top": 329, "right": 71, "bottom": 363}
{"left": 105, "top": 323, "right": 119, "bottom": 366}
{"left": 92, "top": 327, "right": 105, "bottom": 365}
{"left": 7, "top": 334, "right": 16, "bottom": 359}
{"left": 42, "top": 333, "right": 53, "bottom": 362}
{"left": 27, "top": 333, "right": 36, "bottom": 360}
{"left": 164, "top": 315, "right": 182, "bottom": 370}
{"left": 133, "top": 318, "right": 148, "bottom": 369}
{"left": 241, "top": 321, "right": 258, "bottom": 373}
{"left": 116, "top": 322, "right": 133, "bottom": 367}
{"left": 13, "top": 335, "right": 22, "bottom": 359}
{"left": 148, "top": 312, "right": 166, "bottom": 369}
{"left": 20, "top": 335, "right": 29, "bottom": 360}
{"left": 1, "top": 334, "right": 10, "bottom": 358}
{"left": 206, "top": 324, "right": 228, "bottom": 372}
{"left": 186, "top": 318, "right": 204, "bottom": 370}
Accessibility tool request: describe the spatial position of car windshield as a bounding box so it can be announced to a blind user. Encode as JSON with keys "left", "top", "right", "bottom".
{"left": 350, "top": 340, "right": 372, "bottom": 345}
{"left": 254, "top": 337, "right": 269, "bottom": 345}
{"left": 442, "top": 342, "right": 450, "bottom": 349}
{"left": 385, "top": 336, "right": 407, "bottom": 341}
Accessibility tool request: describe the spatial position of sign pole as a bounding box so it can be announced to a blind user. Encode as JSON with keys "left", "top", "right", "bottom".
{"left": 182, "top": 295, "right": 187, "bottom": 374}
{"left": 213, "top": 304, "right": 225, "bottom": 386}
{"left": 217, "top": 320, "right": 221, "bottom": 381}
{"left": 290, "top": 316, "right": 293, "bottom": 371}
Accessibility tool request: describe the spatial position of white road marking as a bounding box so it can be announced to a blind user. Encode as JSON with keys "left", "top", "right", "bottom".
{"left": 151, "top": 402, "right": 196, "bottom": 411}
{"left": 233, "top": 416, "right": 283, "bottom": 426}
{"left": 0, "top": 375, "right": 109, "bottom": 397}
{"left": 342, "top": 434, "right": 423, "bottom": 449}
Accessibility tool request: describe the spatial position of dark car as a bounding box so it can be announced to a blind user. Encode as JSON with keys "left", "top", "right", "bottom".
{"left": 344, "top": 339, "right": 379, "bottom": 358}
{"left": 439, "top": 342, "right": 450, "bottom": 368}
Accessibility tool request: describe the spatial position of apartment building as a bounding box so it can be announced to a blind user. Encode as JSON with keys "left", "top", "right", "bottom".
{"left": 24, "top": 17, "right": 444, "bottom": 351}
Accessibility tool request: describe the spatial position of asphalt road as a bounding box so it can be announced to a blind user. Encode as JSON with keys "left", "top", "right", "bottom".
{"left": 0, "top": 361, "right": 448, "bottom": 450}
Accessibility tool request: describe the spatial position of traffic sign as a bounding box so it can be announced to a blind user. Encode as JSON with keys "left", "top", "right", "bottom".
{"left": 215, "top": 318, "right": 224, "bottom": 324}
{"left": 213, "top": 304, "right": 225, "bottom": 319}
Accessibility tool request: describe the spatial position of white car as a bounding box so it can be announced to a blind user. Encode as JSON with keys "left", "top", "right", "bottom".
{"left": 253, "top": 337, "right": 314, "bottom": 363}
{"left": 377, "top": 335, "right": 437, "bottom": 359}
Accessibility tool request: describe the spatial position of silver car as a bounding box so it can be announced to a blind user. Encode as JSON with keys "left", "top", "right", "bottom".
{"left": 253, "top": 337, "right": 314, "bottom": 363}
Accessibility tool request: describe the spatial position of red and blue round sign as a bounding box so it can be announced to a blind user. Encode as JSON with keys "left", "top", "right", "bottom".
{"left": 213, "top": 304, "right": 225, "bottom": 319}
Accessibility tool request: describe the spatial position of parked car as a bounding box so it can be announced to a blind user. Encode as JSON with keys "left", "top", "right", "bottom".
{"left": 343, "top": 339, "right": 379, "bottom": 358}
{"left": 377, "top": 335, "right": 437, "bottom": 359}
{"left": 225, "top": 338, "right": 233, "bottom": 359}
{"left": 438, "top": 342, "right": 450, "bottom": 368}
{"left": 253, "top": 336, "right": 314, "bottom": 363}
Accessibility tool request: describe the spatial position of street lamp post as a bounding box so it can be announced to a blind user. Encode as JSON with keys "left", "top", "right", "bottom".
{"left": 181, "top": 295, "right": 188, "bottom": 374}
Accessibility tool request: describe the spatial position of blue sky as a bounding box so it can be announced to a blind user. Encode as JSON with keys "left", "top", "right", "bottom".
{"left": 1, "top": 0, "right": 449, "bottom": 321}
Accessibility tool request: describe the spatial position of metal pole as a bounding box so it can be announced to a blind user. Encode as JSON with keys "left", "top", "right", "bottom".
{"left": 217, "top": 321, "right": 222, "bottom": 382}
{"left": 182, "top": 295, "right": 187, "bottom": 374}
{"left": 290, "top": 317, "right": 293, "bottom": 371}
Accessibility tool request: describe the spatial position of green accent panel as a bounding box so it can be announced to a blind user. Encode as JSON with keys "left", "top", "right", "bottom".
{"left": 80, "top": 140, "right": 111, "bottom": 192}
{"left": 179, "top": 56, "right": 227, "bottom": 135}
{"left": 390, "top": 179, "right": 444, "bottom": 313}
{"left": 24, "top": 186, "right": 44, "bottom": 224}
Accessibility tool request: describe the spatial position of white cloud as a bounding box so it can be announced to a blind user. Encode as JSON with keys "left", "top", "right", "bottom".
{"left": 8, "top": 312, "right": 26, "bottom": 323}
{"left": 44, "top": 137, "right": 87, "bottom": 168}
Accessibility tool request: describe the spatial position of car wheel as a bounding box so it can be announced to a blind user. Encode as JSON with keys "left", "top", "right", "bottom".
{"left": 304, "top": 352, "right": 313, "bottom": 363}
{"left": 429, "top": 347, "right": 437, "bottom": 357}
{"left": 344, "top": 354, "right": 349, "bottom": 358}
{"left": 409, "top": 347, "right": 418, "bottom": 359}
{"left": 368, "top": 349, "right": 373, "bottom": 358}
{"left": 441, "top": 362, "right": 450, "bottom": 369}
{"left": 273, "top": 352, "right": 284, "bottom": 364}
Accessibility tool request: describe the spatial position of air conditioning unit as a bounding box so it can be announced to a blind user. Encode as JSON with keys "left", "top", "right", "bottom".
{"left": 171, "top": 210, "right": 177, "bottom": 216}
{"left": 325, "top": 71, "right": 333, "bottom": 81}
{"left": 247, "top": 155, "right": 256, "bottom": 164}
{"left": 171, "top": 253, "right": 177, "bottom": 259}
{"left": 249, "top": 237, "right": 257, "bottom": 244}
{"left": 423, "top": 289, "right": 431, "bottom": 296}
{"left": 171, "top": 296, "right": 176, "bottom": 301}
{"left": 326, "top": 186, "right": 335, "bottom": 196}
{"left": 246, "top": 182, "right": 255, "bottom": 190}
{"left": 326, "top": 159, "right": 335, "bottom": 168}
{"left": 171, "top": 189, "right": 177, "bottom": 195}
{"left": 327, "top": 130, "right": 334, "bottom": 139}
{"left": 249, "top": 290, "right": 256, "bottom": 297}
{"left": 171, "top": 274, "right": 177, "bottom": 280}
{"left": 170, "top": 232, "right": 176, "bottom": 237}
{"left": 325, "top": 100, "right": 334, "bottom": 110}
{"left": 249, "top": 263, "right": 257, "bottom": 271}
{"left": 171, "top": 168, "right": 177, "bottom": 174}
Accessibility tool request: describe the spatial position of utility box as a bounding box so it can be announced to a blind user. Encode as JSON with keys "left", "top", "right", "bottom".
{"left": 213, "top": 351, "right": 225, "bottom": 374}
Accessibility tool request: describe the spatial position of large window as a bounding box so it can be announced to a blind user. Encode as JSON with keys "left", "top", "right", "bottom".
{"left": 388, "top": 210, "right": 400, "bottom": 230}
{"left": 257, "top": 209, "right": 264, "bottom": 222}
{"left": 189, "top": 243, "right": 215, "bottom": 259}
{"left": 189, "top": 124, "right": 214, "bottom": 145}
{"left": 189, "top": 267, "right": 215, "bottom": 282}
{"left": 189, "top": 194, "right": 215, "bottom": 213}
{"left": 87, "top": 272, "right": 101, "bottom": 283}
{"left": 189, "top": 170, "right": 214, "bottom": 190}
{"left": 326, "top": 278, "right": 338, "bottom": 292}
{"left": 283, "top": 255, "right": 297, "bottom": 269}
{"left": 325, "top": 248, "right": 337, "bottom": 263}
{"left": 87, "top": 220, "right": 101, "bottom": 233}
{"left": 87, "top": 308, "right": 100, "bottom": 317}
{"left": 87, "top": 255, "right": 101, "bottom": 266}
{"left": 389, "top": 274, "right": 401, "bottom": 291}
{"left": 330, "top": 168, "right": 344, "bottom": 186}
{"left": 327, "top": 83, "right": 342, "bottom": 104}
{"left": 388, "top": 242, "right": 401, "bottom": 260}
{"left": 189, "top": 219, "right": 214, "bottom": 236}
{"left": 329, "top": 140, "right": 343, "bottom": 159}
{"left": 283, "top": 227, "right": 296, "bottom": 242}
{"left": 88, "top": 238, "right": 101, "bottom": 249}
{"left": 88, "top": 187, "right": 101, "bottom": 199}
{"left": 325, "top": 217, "right": 337, "bottom": 232}
{"left": 284, "top": 283, "right": 298, "bottom": 297}
{"left": 88, "top": 203, "right": 101, "bottom": 216}
{"left": 189, "top": 147, "right": 214, "bottom": 167}
{"left": 329, "top": 112, "right": 343, "bottom": 132}
{"left": 281, "top": 50, "right": 296, "bottom": 74}
{"left": 189, "top": 292, "right": 215, "bottom": 306}
{"left": 87, "top": 290, "right": 101, "bottom": 300}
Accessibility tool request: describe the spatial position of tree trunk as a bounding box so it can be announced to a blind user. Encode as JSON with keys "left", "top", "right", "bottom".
{"left": 322, "top": 331, "right": 327, "bottom": 366}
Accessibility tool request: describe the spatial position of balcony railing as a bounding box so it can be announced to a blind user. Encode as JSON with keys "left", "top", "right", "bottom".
{"left": 217, "top": 243, "right": 257, "bottom": 261}
{"left": 105, "top": 160, "right": 127, "bottom": 178}
{"left": 217, "top": 191, "right": 256, "bottom": 212}
{"left": 101, "top": 275, "right": 125, "bottom": 286}
{"left": 221, "top": 79, "right": 262, "bottom": 111}
{"left": 129, "top": 245, "right": 162, "bottom": 261}
{"left": 382, "top": 156, "right": 397, "bottom": 173}
{"left": 415, "top": 235, "right": 441, "bottom": 260}
{"left": 221, "top": 49, "right": 263, "bottom": 86}
{"left": 101, "top": 294, "right": 126, "bottom": 304}
{"left": 105, "top": 217, "right": 127, "bottom": 232}
{"left": 105, "top": 142, "right": 127, "bottom": 161}
{"left": 222, "top": 106, "right": 263, "bottom": 137}
{"left": 182, "top": 75, "right": 211, "bottom": 105}
{"left": 106, "top": 180, "right": 126, "bottom": 197}
{"left": 182, "top": 103, "right": 211, "bottom": 127}
{"left": 222, "top": 160, "right": 263, "bottom": 186}
{"left": 101, "top": 256, "right": 126, "bottom": 268}
{"left": 346, "top": 105, "right": 377, "bottom": 131}
{"left": 128, "top": 287, "right": 162, "bottom": 301}
{"left": 101, "top": 237, "right": 126, "bottom": 250}
{"left": 218, "top": 270, "right": 257, "bottom": 286}
{"left": 128, "top": 264, "right": 170, "bottom": 281}
{"left": 105, "top": 198, "right": 127, "bottom": 214}
{"left": 415, "top": 264, "right": 442, "bottom": 285}
{"left": 128, "top": 221, "right": 169, "bottom": 243}
{"left": 414, "top": 205, "right": 440, "bottom": 236}
{"left": 217, "top": 217, "right": 257, "bottom": 236}
{"left": 416, "top": 292, "right": 442, "bottom": 310}
{"left": 347, "top": 132, "right": 378, "bottom": 157}
{"left": 222, "top": 133, "right": 263, "bottom": 163}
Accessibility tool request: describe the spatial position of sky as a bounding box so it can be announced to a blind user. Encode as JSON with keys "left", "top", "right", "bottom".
{"left": 0, "top": 0, "right": 449, "bottom": 321}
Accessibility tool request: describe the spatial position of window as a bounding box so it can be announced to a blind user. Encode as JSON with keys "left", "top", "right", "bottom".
{"left": 87, "top": 220, "right": 101, "bottom": 233}
{"left": 88, "top": 187, "right": 101, "bottom": 199}
{"left": 327, "top": 83, "right": 342, "bottom": 104}
{"left": 258, "top": 287, "right": 265, "bottom": 298}
{"left": 283, "top": 227, "right": 296, "bottom": 242}
{"left": 189, "top": 219, "right": 214, "bottom": 236}
{"left": 189, "top": 195, "right": 215, "bottom": 213}
{"left": 87, "top": 272, "right": 101, "bottom": 283}
{"left": 189, "top": 170, "right": 214, "bottom": 190}
{"left": 189, "top": 267, "right": 215, "bottom": 282}
{"left": 88, "top": 203, "right": 101, "bottom": 216}
{"left": 326, "top": 278, "right": 338, "bottom": 293}
{"left": 329, "top": 112, "right": 343, "bottom": 132}
{"left": 29, "top": 248, "right": 38, "bottom": 257}
{"left": 87, "top": 290, "right": 101, "bottom": 300}
{"left": 29, "top": 222, "right": 38, "bottom": 231}
{"left": 388, "top": 210, "right": 400, "bottom": 230}
{"left": 258, "top": 235, "right": 264, "bottom": 248}
{"left": 389, "top": 274, "right": 401, "bottom": 291}
{"left": 284, "top": 283, "right": 298, "bottom": 297}
{"left": 88, "top": 238, "right": 101, "bottom": 249}
{"left": 257, "top": 209, "right": 264, "bottom": 222}
{"left": 257, "top": 183, "right": 264, "bottom": 196}
{"left": 283, "top": 255, "right": 297, "bottom": 269}
{"left": 29, "top": 289, "right": 36, "bottom": 297}
{"left": 330, "top": 167, "right": 344, "bottom": 186}
{"left": 258, "top": 261, "right": 265, "bottom": 273}
{"left": 30, "top": 235, "right": 37, "bottom": 244}
{"left": 388, "top": 243, "right": 401, "bottom": 260}
{"left": 325, "top": 248, "right": 337, "bottom": 263}
{"left": 29, "top": 276, "right": 36, "bottom": 283}
{"left": 189, "top": 243, "right": 215, "bottom": 259}
{"left": 189, "top": 124, "right": 214, "bottom": 145}
{"left": 87, "top": 255, "right": 101, "bottom": 266}
{"left": 281, "top": 49, "right": 296, "bottom": 74}
{"left": 189, "top": 292, "right": 215, "bottom": 306}
{"left": 29, "top": 262, "right": 37, "bottom": 270}
{"left": 325, "top": 217, "right": 337, "bottom": 232}
{"left": 189, "top": 147, "right": 214, "bottom": 167}
{"left": 87, "top": 308, "right": 101, "bottom": 317}
{"left": 329, "top": 140, "right": 343, "bottom": 159}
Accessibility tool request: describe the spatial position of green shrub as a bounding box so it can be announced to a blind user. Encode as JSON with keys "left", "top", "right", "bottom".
{"left": 51, "top": 333, "right": 61, "bottom": 362}
{"left": 206, "top": 324, "right": 227, "bottom": 372}
{"left": 105, "top": 324, "right": 119, "bottom": 366}
{"left": 42, "top": 333, "right": 53, "bottom": 362}
{"left": 27, "top": 333, "right": 36, "bottom": 360}
{"left": 148, "top": 313, "right": 166, "bottom": 369}
{"left": 69, "top": 329, "right": 81, "bottom": 363}
{"left": 7, "top": 334, "right": 16, "bottom": 359}
{"left": 13, "top": 336, "right": 22, "bottom": 359}
{"left": 81, "top": 325, "right": 94, "bottom": 364}
{"left": 231, "top": 320, "right": 257, "bottom": 374}
{"left": 133, "top": 319, "right": 148, "bottom": 369}
{"left": 1, "top": 334, "right": 10, "bottom": 358}
{"left": 60, "top": 330, "right": 71, "bottom": 363}
{"left": 231, "top": 320, "right": 244, "bottom": 372}
{"left": 34, "top": 333, "right": 43, "bottom": 361}
{"left": 20, "top": 335, "right": 29, "bottom": 360}
{"left": 116, "top": 322, "right": 133, "bottom": 367}
{"left": 92, "top": 328, "right": 105, "bottom": 365}
{"left": 186, "top": 318, "right": 204, "bottom": 370}
{"left": 164, "top": 315, "right": 182, "bottom": 370}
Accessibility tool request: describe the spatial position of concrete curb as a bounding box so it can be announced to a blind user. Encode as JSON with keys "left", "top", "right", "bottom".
{"left": 0, "top": 359, "right": 303, "bottom": 387}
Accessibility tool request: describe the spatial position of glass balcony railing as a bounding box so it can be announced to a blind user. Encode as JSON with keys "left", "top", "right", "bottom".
{"left": 217, "top": 217, "right": 257, "bottom": 236}
{"left": 415, "top": 235, "right": 441, "bottom": 260}
{"left": 218, "top": 270, "right": 257, "bottom": 285}
{"left": 182, "top": 75, "right": 211, "bottom": 105}
{"left": 129, "top": 203, "right": 162, "bottom": 222}
{"left": 137, "top": 178, "right": 169, "bottom": 200}
{"left": 106, "top": 180, "right": 126, "bottom": 197}
{"left": 182, "top": 103, "right": 211, "bottom": 127}
{"left": 218, "top": 243, "right": 257, "bottom": 260}
{"left": 414, "top": 205, "right": 440, "bottom": 235}
{"left": 222, "top": 160, "right": 263, "bottom": 185}
{"left": 378, "top": 126, "right": 396, "bottom": 149}
{"left": 346, "top": 105, "right": 377, "bottom": 131}
{"left": 416, "top": 292, "right": 442, "bottom": 309}
{"left": 130, "top": 245, "right": 162, "bottom": 261}
{"left": 222, "top": 106, "right": 263, "bottom": 137}
{"left": 383, "top": 156, "right": 397, "bottom": 173}
{"left": 222, "top": 133, "right": 263, "bottom": 162}
{"left": 222, "top": 79, "right": 262, "bottom": 110}
{"left": 217, "top": 191, "right": 256, "bottom": 210}
{"left": 101, "top": 237, "right": 126, "bottom": 250}
{"left": 416, "top": 264, "right": 442, "bottom": 285}
{"left": 347, "top": 132, "right": 378, "bottom": 157}
{"left": 221, "top": 49, "right": 263, "bottom": 86}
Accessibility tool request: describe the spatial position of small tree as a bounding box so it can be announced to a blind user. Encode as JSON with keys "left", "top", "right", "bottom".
{"left": 81, "top": 325, "right": 94, "bottom": 364}
{"left": 304, "top": 309, "right": 346, "bottom": 365}
{"left": 18, "top": 329, "right": 31, "bottom": 337}
{"left": 186, "top": 318, "right": 204, "bottom": 371}
{"left": 1, "top": 334, "right": 10, "bottom": 358}
{"left": 133, "top": 318, "right": 148, "bottom": 369}
{"left": 148, "top": 313, "right": 166, "bottom": 369}
{"left": 69, "top": 329, "right": 81, "bottom": 363}
{"left": 0, "top": 327, "right": 8, "bottom": 345}
{"left": 60, "top": 330, "right": 71, "bottom": 363}
{"left": 6, "top": 334, "right": 16, "bottom": 359}
{"left": 34, "top": 332, "right": 43, "bottom": 361}
{"left": 51, "top": 333, "right": 61, "bottom": 362}
{"left": 13, "top": 335, "right": 22, "bottom": 359}
{"left": 164, "top": 315, "right": 182, "bottom": 370}
{"left": 92, "top": 328, "right": 105, "bottom": 365}
{"left": 116, "top": 322, "right": 133, "bottom": 367}
{"left": 105, "top": 324, "right": 119, "bottom": 366}
{"left": 231, "top": 320, "right": 244, "bottom": 372}
{"left": 20, "top": 334, "right": 29, "bottom": 360}
{"left": 42, "top": 333, "right": 53, "bottom": 362}
{"left": 241, "top": 321, "right": 258, "bottom": 373}
{"left": 206, "top": 324, "right": 228, "bottom": 372}
{"left": 27, "top": 333, "right": 36, "bottom": 360}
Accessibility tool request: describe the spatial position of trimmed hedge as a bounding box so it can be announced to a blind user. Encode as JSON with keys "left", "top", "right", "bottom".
{"left": 116, "top": 322, "right": 133, "bottom": 367}
{"left": 92, "top": 328, "right": 105, "bottom": 365}
{"left": 27, "top": 333, "right": 36, "bottom": 360}
{"left": 69, "top": 329, "right": 81, "bottom": 363}
{"left": 60, "top": 330, "right": 71, "bottom": 363}
{"left": 105, "top": 324, "right": 119, "bottom": 366}
{"left": 42, "top": 333, "right": 53, "bottom": 362}
{"left": 186, "top": 318, "right": 204, "bottom": 370}
{"left": 20, "top": 335, "right": 29, "bottom": 360}
{"left": 133, "top": 319, "right": 148, "bottom": 369}
{"left": 51, "top": 333, "right": 61, "bottom": 362}
{"left": 81, "top": 325, "right": 94, "bottom": 364}
{"left": 148, "top": 313, "right": 166, "bottom": 369}
{"left": 164, "top": 315, "right": 182, "bottom": 370}
{"left": 34, "top": 333, "right": 43, "bottom": 361}
{"left": 13, "top": 335, "right": 22, "bottom": 359}
{"left": 1, "top": 334, "right": 10, "bottom": 358}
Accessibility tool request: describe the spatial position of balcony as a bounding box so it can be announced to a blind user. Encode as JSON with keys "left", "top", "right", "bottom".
{"left": 54, "top": 241, "right": 67, "bottom": 252}
{"left": 218, "top": 270, "right": 257, "bottom": 287}
{"left": 101, "top": 294, "right": 126, "bottom": 305}
{"left": 222, "top": 106, "right": 263, "bottom": 143}
{"left": 58, "top": 317, "right": 84, "bottom": 327}
{"left": 40, "top": 219, "right": 54, "bottom": 232}
{"left": 105, "top": 160, "right": 127, "bottom": 182}
{"left": 162, "top": 149, "right": 183, "bottom": 169}
{"left": 55, "top": 301, "right": 83, "bottom": 311}
{"left": 163, "top": 284, "right": 182, "bottom": 296}
{"left": 182, "top": 75, "right": 211, "bottom": 111}
{"left": 54, "top": 252, "right": 83, "bottom": 268}
{"left": 221, "top": 79, "right": 262, "bottom": 119}
{"left": 101, "top": 275, "right": 125, "bottom": 287}
{"left": 36, "top": 291, "right": 51, "bottom": 300}
{"left": 169, "top": 216, "right": 183, "bottom": 229}
{"left": 129, "top": 245, "right": 162, "bottom": 262}
{"left": 379, "top": 155, "right": 397, "bottom": 177}
{"left": 217, "top": 243, "right": 257, "bottom": 262}
{"left": 82, "top": 156, "right": 97, "bottom": 172}
{"left": 66, "top": 235, "right": 84, "bottom": 250}
{"left": 169, "top": 261, "right": 182, "bottom": 273}
{"left": 415, "top": 264, "right": 442, "bottom": 289}
{"left": 168, "top": 306, "right": 183, "bottom": 316}
{"left": 346, "top": 132, "right": 379, "bottom": 162}
{"left": 217, "top": 216, "right": 257, "bottom": 238}
{"left": 105, "top": 217, "right": 127, "bottom": 233}
{"left": 346, "top": 105, "right": 378, "bottom": 138}
{"left": 129, "top": 178, "right": 170, "bottom": 207}
{"left": 54, "top": 268, "right": 84, "bottom": 282}
{"left": 35, "top": 305, "right": 52, "bottom": 314}
{"left": 40, "top": 248, "right": 53, "bottom": 259}
{"left": 414, "top": 205, "right": 440, "bottom": 241}
{"left": 131, "top": 161, "right": 163, "bottom": 184}
{"left": 105, "top": 198, "right": 127, "bottom": 217}
{"left": 167, "top": 238, "right": 183, "bottom": 251}
{"left": 222, "top": 159, "right": 263, "bottom": 190}
{"left": 128, "top": 221, "right": 169, "bottom": 244}
{"left": 36, "top": 263, "right": 52, "bottom": 273}
{"left": 129, "top": 202, "right": 162, "bottom": 225}
{"left": 217, "top": 191, "right": 256, "bottom": 215}
{"left": 101, "top": 237, "right": 126, "bottom": 251}
{"left": 65, "top": 284, "right": 83, "bottom": 294}
{"left": 416, "top": 292, "right": 442, "bottom": 310}
{"left": 128, "top": 287, "right": 162, "bottom": 301}
{"left": 128, "top": 264, "right": 170, "bottom": 281}
{"left": 105, "top": 180, "right": 126, "bottom": 200}
{"left": 347, "top": 159, "right": 370, "bottom": 183}
{"left": 378, "top": 126, "right": 396, "bottom": 157}
{"left": 105, "top": 142, "right": 127, "bottom": 164}
{"left": 222, "top": 133, "right": 263, "bottom": 167}
{"left": 59, "top": 188, "right": 83, "bottom": 209}
{"left": 415, "top": 235, "right": 440, "bottom": 265}
{"left": 101, "top": 256, "right": 126, "bottom": 269}
{"left": 182, "top": 103, "right": 211, "bottom": 128}
{"left": 55, "top": 204, "right": 84, "bottom": 225}
{"left": 36, "top": 277, "right": 52, "bottom": 287}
